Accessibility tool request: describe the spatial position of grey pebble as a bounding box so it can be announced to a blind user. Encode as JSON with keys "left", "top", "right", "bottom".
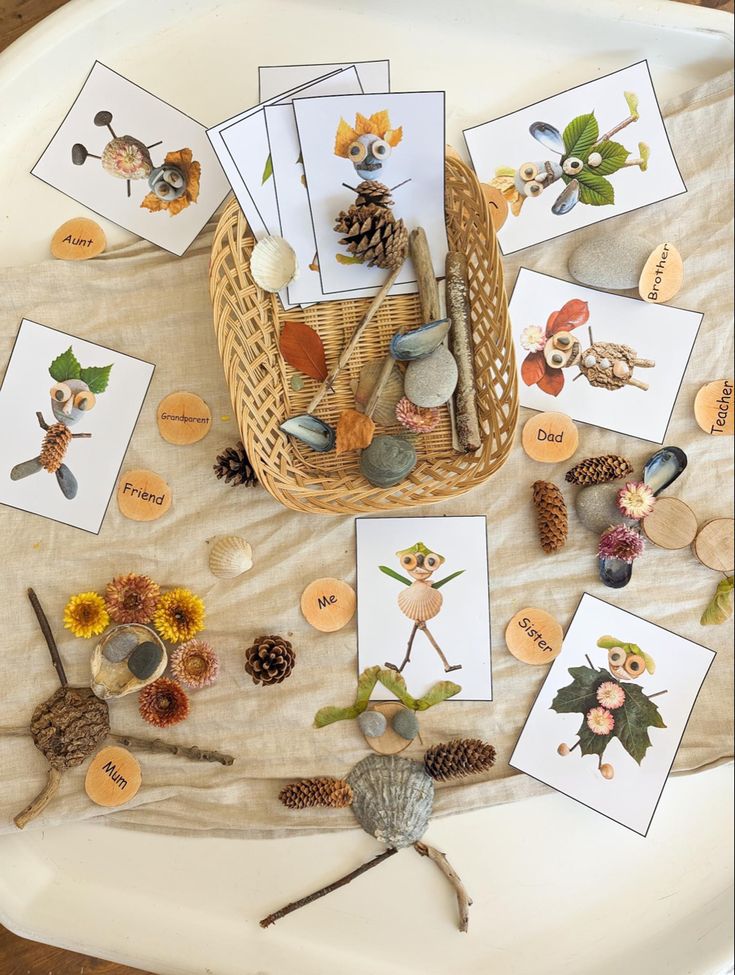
{"left": 102, "top": 629, "right": 139, "bottom": 663}
{"left": 404, "top": 345, "right": 458, "bottom": 408}
{"left": 392, "top": 708, "right": 419, "bottom": 741}
{"left": 575, "top": 482, "right": 635, "bottom": 535}
{"left": 360, "top": 435, "right": 416, "bottom": 487}
{"left": 568, "top": 233, "right": 653, "bottom": 291}
{"left": 128, "top": 641, "right": 164, "bottom": 680}
{"left": 358, "top": 710, "right": 387, "bottom": 738}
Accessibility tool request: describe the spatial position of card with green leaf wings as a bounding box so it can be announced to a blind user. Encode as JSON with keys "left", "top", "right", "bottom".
{"left": 510, "top": 594, "right": 715, "bottom": 835}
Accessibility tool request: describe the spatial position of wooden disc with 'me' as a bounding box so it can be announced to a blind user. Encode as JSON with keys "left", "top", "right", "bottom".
{"left": 363, "top": 702, "right": 414, "bottom": 755}
{"left": 300, "top": 578, "right": 356, "bottom": 632}
{"left": 522, "top": 412, "right": 579, "bottom": 463}
{"left": 694, "top": 380, "right": 733, "bottom": 436}
{"left": 505, "top": 607, "right": 564, "bottom": 665}
{"left": 117, "top": 469, "right": 172, "bottom": 522}
{"left": 51, "top": 218, "right": 106, "bottom": 261}
{"left": 85, "top": 746, "right": 141, "bottom": 807}
{"left": 157, "top": 391, "right": 212, "bottom": 445}
{"left": 693, "top": 518, "right": 734, "bottom": 573}
{"left": 642, "top": 497, "right": 698, "bottom": 549}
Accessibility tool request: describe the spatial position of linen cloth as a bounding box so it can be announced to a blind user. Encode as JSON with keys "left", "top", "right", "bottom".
{"left": 0, "top": 72, "right": 732, "bottom": 838}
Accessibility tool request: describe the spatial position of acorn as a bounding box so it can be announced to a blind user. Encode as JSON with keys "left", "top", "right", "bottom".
{"left": 587, "top": 151, "right": 603, "bottom": 168}
{"left": 608, "top": 647, "right": 627, "bottom": 669}
{"left": 624, "top": 653, "right": 646, "bottom": 678}
{"left": 600, "top": 763, "right": 615, "bottom": 780}
{"left": 557, "top": 743, "right": 571, "bottom": 756}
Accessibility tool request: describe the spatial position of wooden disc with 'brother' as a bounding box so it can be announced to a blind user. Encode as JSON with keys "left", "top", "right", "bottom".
{"left": 300, "top": 578, "right": 356, "bottom": 632}
{"left": 522, "top": 412, "right": 579, "bottom": 463}
{"left": 694, "top": 380, "right": 734, "bottom": 437}
{"left": 505, "top": 607, "right": 563, "bottom": 665}
{"left": 51, "top": 218, "right": 106, "bottom": 261}
{"left": 157, "top": 391, "right": 212, "bottom": 445}
{"left": 85, "top": 746, "right": 141, "bottom": 807}
{"left": 639, "top": 242, "right": 684, "bottom": 304}
{"left": 117, "top": 469, "right": 172, "bottom": 522}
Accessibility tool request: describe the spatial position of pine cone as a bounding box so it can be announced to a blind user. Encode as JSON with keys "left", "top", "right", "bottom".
{"left": 353, "top": 180, "right": 394, "bottom": 208}
{"left": 29, "top": 686, "right": 110, "bottom": 770}
{"left": 245, "top": 634, "right": 296, "bottom": 686}
{"left": 424, "top": 738, "right": 497, "bottom": 782}
{"left": 565, "top": 454, "right": 634, "bottom": 486}
{"left": 213, "top": 441, "right": 257, "bottom": 486}
{"left": 532, "top": 480, "right": 568, "bottom": 553}
{"left": 334, "top": 203, "right": 408, "bottom": 270}
{"left": 39, "top": 423, "right": 72, "bottom": 474}
{"left": 279, "top": 776, "right": 353, "bottom": 809}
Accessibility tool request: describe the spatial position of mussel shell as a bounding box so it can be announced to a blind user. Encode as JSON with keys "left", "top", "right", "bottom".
{"left": 390, "top": 318, "right": 450, "bottom": 361}
{"left": 598, "top": 556, "right": 633, "bottom": 589}
{"left": 347, "top": 753, "right": 434, "bottom": 848}
{"left": 360, "top": 435, "right": 416, "bottom": 487}
{"left": 280, "top": 414, "right": 336, "bottom": 452}
{"left": 643, "top": 446, "right": 687, "bottom": 496}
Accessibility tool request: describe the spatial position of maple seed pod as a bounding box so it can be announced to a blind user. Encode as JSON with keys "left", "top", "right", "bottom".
{"left": 608, "top": 647, "right": 627, "bottom": 669}
{"left": 557, "top": 743, "right": 571, "bottom": 757}
{"left": 600, "top": 763, "right": 615, "bottom": 780}
{"left": 624, "top": 653, "right": 646, "bottom": 678}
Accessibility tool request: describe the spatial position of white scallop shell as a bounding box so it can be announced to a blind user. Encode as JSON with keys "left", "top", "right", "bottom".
{"left": 250, "top": 236, "right": 298, "bottom": 292}
{"left": 91, "top": 624, "right": 167, "bottom": 700}
{"left": 347, "top": 754, "right": 434, "bottom": 848}
{"left": 397, "top": 581, "right": 442, "bottom": 621}
{"left": 209, "top": 535, "right": 253, "bottom": 579}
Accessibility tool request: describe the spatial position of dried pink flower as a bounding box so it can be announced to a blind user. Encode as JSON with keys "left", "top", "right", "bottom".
{"left": 598, "top": 524, "right": 645, "bottom": 564}
{"left": 170, "top": 640, "right": 220, "bottom": 689}
{"left": 395, "top": 396, "right": 441, "bottom": 434}
{"left": 586, "top": 706, "right": 615, "bottom": 736}
{"left": 596, "top": 681, "right": 625, "bottom": 710}
{"left": 616, "top": 481, "right": 656, "bottom": 520}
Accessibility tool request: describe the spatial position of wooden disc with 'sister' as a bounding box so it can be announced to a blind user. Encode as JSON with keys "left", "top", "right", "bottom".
{"left": 521, "top": 412, "right": 579, "bottom": 463}
{"left": 694, "top": 380, "right": 734, "bottom": 436}
{"left": 51, "top": 217, "right": 106, "bottom": 261}
{"left": 693, "top": 518, "right": 734, "bottom": 573}
{"left": 300, "top": 578, "right": 356, "bottom": 632}
{"left": 157, "top": 391, "right": 212, "bottom": 445}
{"left": 117, "top": 469, "right": 172, "bottom": 522}
{"left": 363, "top": 702, "right": 414, "bottom": 755}
{"left": 505, "top": 607, "right": 563, "bottom": 665}
{"left": 642, "top": 496, "right": 698, "bottom": 549}
{"left": 639, "top": 242, "right": 683, "bottom": 304}
{"left": 85, "top": 746, "right": 141, "bottom": 807}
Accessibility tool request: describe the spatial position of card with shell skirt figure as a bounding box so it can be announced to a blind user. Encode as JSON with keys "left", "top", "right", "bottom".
{"left": 356, "top": 516, "right": 492, "bottom": 701}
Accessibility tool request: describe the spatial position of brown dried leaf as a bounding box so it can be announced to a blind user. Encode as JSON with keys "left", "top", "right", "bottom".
{"left": 335, "top": 409, "right": 375, "bottom": 454}
{"left": 279, "top": 321, "right": 328, "bottom": 381}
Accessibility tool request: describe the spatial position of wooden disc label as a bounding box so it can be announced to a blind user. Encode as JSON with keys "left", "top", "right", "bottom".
{"left": 639, "top": 242, "right": 683, "bottom": 304}
{"left": 51, "top": 218, "right": 106, "bottom": 261}
{"left": 642, "top": 497, "right": 698, "bottom": 550}
{"left": 85, "top": 746, "right": 141, "bottom": 807}
{"left": 117, "top": 469, "right": 172, "bottom": 522}
{"left": 300, "top": 578, "right": 356, "bottom": 632}
{"left": 157, "top": 391, "right": 212, "bottom": 445}
{"left": 522, "top": 412, "right": 579, "bottom": 463}
{"left": 505, "top": 608, "right": 563, "bottom": 665}
{"left": 693, "top": 518, "right": 734, "bottom": 573}
{"left": 694, "top": 380, "right": 733, "bottom": 436}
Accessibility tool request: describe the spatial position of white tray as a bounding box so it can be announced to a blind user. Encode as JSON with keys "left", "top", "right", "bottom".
{"left": 0, "top": 1, "right": 733, "bottom": 972}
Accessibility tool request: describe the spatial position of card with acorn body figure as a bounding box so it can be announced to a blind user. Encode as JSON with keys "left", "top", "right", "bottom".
{"left": 355, "top": 516, "right": 492, "bottom": 701}
{"left": 510, "top": 594, "right": 715, "bottom": 836}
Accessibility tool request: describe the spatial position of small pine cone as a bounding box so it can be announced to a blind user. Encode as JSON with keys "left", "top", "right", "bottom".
{"left": 532, "top": 480, "right": 568, "bottom": 553}
{"left": 565, "top": 454, "right": 634, "bottom": 486}
{"left": 245, "top": 634, "right": 296, "bottom": 686}
{"left": 30, "top": 686, "right": 110, "bottom": 770}
{"left": 334, "top": 203, "right": 408, "bottom": 270}
{"left": 213, "top": 441, "right": 257, "bottom": 486}
{"left": 279, "top": 776, "right": 353, "bottom": 809}
{"left": 424, "top": 738, "right": 497, "bottom": 782}
{"left": 353, "top": 180, "right": 394, "bottom": 208}
{"left": 39, "top": 423, "right": 72, "bottom": 473}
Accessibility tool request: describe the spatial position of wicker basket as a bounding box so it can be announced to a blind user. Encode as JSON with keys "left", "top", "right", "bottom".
{"left": 209, "top": 153, "right": 517, "bottom": 514}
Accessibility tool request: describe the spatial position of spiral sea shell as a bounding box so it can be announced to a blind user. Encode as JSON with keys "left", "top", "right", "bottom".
{"left": 397, "top": 581, "right": 442, "bottom": 621}
{"left": 346, "top": 754, "right": 434, "bottom": 848}
{"left": 209, "top": 536, "right": 253, "bottom": 579}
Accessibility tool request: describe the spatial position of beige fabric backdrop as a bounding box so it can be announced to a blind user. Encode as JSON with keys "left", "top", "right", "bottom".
{"left": 1, "top": 71, "right": 732, "bottom": 838}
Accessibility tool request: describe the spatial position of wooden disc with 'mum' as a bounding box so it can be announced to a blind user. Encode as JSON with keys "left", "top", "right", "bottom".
{"left": 85, "top": 746, "right": 141, "bottom": 807}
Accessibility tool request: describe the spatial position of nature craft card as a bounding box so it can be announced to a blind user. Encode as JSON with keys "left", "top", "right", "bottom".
{"left": 259, "top": 60, "right": 390, "bottom": 101}
{"left": 294, "top": 91, "right": 447, "bottom": 295}
{"left": 463, "top": 61, "right": 686, "bottom": 255}
{"left": 0, "top": 320, "right": 154, "bottom": 534}
{"left": 32, "top": 62, "right": 230, "bottom": 256}
{"left": 509, "top": 268, "right": 702, "bottom": 442}
{"left": 509, "top": 594, "right": 715, "bottom": 836}
{"left": 355, "top": 516, "right": 492, "bottom": 701}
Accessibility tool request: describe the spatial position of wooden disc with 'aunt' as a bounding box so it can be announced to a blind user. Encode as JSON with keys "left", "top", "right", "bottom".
{"left": 51, "top": 218, "right": 106, "bottom": 261}
{"left": 693, "top": 518, "right": 734, "bottom": 573}
{"left": 522, "top": 412, "right": 579, "bottom": 463}
{"left": 85, "top": 746, "right": 141, "bottom": 807}
{"left": 157, "top": 391, "right": 212, "bottom": 445}
{"left": 642, "top": 496, "right": 698, "bottom": 549}
{"left": 639, "top": 242, "right": 683, "bottom": 304}
{"left": 117, "top": 469, "right": 172, "bottom": 522}
{"left": 505, "top": 607, "right": 563, "bottom": 665}
{"left": 694, "top": 380, "right": 734, "bottom": 436}
{"left": 300, "top": 578, "right": 356, "bottom": 632}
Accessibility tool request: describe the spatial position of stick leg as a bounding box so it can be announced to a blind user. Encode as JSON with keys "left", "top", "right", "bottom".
{"left": 626, "top": 378, "right": 649, "bottom": 391}
{"left": 385, "top": 622, "right": 419, "bottom": 673}
{"left": 632, "top": 358, "right": 655, "bottom": 368}
{"left": 420, "top": 623, "right": 462, "bottom": 673}
{"left": 14, "top": 766, "right": 63, "bottom": 829}
{"left": 414, "top": 842, "right": 473, "bottom": 933}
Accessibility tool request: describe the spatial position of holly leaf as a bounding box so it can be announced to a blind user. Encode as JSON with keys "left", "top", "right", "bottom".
{"left": 562, "top": 113, "right": 599, "bottom": 161}
{"left": 577, "top": 716, "right": 613, "bottom": 758}
{"left": 261, "top": 153, "right": 273, "bottom": 184}
{"left": 701, "top": 576, "right": 734, "bottom": 626}
{"left": 613, "top": 681, "right": 666, "bottom": 764}
{"left": 551, "top": 665, "right": 601, "bottom": 716}
{"left": 79, "top": 363, "right": 113, "bottom": 394}
{"left": 379, "top": 565, "right": 412, "bottom": 586}
{"left": 537, "top": 367, "right": 565, "bottom": 397}
{"left": 590, "top": 140, "right": 630, "bottom": 176}
{"left": 49, "top": 347, "right": 81, "bottom": 382}
{"left": 313, "top": 665, "right": 381, "bottom": 727}
{"left": 521, "top": 351, "right": 546, "bottom": 387}
{"left": 432, "top": 570, "right": 465, "bottom": 590}
{"left": 575, "top": 170, "right": 615, "bottom": 206}
{"left": 279, "top": 321, "right": 328, "bottom": 381}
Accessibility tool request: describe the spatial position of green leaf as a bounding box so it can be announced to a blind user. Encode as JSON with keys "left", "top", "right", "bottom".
{"left": 79, "top": 363, "right": 113, "bottom": 394}
{"left": 701, "top": 576, "right": 734, "bottom": 626}
{"left": 49, "top": 347, "right": 81, "bottom": 382}
{"left": 624, "top": 91, "right": 640, "bottom": 120}
{"left": 575, "top": 170, "right": 615, "bottom": 206}
{"left": 379, "top": 565, "right": 412, "bottom": 586}
{"left": 377, "top": 669, "right": 417, "bottom": 709}
{"left": 313, "top": 665, "right": 380, "bottom": 727}
{"left": 614, "top": 681, "right": 666, "bottom": 764}
{"left": 415, "top": 680, "right": 462, "bottom": 710}
{"left": 261, "top": 153, "right": 273, "bottom": 184}
{"left": 551, "top": 665, "right": 601, "bottom": 716}
{"left": 432, "top": 570, "right": 465, "bottom": 590}
{"left": 577, "top": 716, "right": 612, "bottom": 758}
{"left": 590, "top": 140, "right": 629, "bottom": 175}
{"left": 562, "top": 113, "right": 599, "bottom": 160}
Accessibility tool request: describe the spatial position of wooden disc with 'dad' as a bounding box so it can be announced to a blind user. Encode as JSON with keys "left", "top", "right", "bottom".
{"left": 117, "top": 469, "right": 172, "bottom": 522}
{"left": 522, "top": 412, "right": 579, "bottom": 463}
{"left": 642, "top": 497, "right": 698, "bottom": 550}
{"left": 157, "top": 391, "right": 212, "bottom": 445}
{"left": 85, "top": 746, "right": 141, "bottom": 807}
{"left": 300, "top": 578, "right": 356, "bottom": 632}
{"left": 505, "top": 607, "right": 563, "bottom": 665}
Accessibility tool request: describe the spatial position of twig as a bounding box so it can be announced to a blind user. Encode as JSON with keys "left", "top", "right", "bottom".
{"left": 71, "top": 432, "right": 93, "bottom": 439}
{"left": 585, "top": 654, "right": 597, "bottom": 671}
{"left": 259, "top": 847, "right": 398, "bottom": 928}
{"left": 35, "top": 411, "right": 49, "bottom": 430}
{"left": 108, "top": 733, "right": 235, "bottom": 766}
{"left": 27, "top": 588, "right": 68, "bottom": 687}
{"left": 647, "top": 690, "right": 668, "bottom": 699}
{"left": 14, "top": 766, "right": 63, "bottom": 829}
{"left": 414, "top": 841, "right": 473, "bottom": 933}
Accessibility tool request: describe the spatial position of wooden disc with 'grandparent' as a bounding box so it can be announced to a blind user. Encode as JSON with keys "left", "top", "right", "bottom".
{"left": 85, "top": 746, "right": 141, "bottom": 807}
{"left": 51, "top": 218, "right": 106, "bottom": 261}
{"left": 642, "top": 496, "right": 698, "bottom": 549}
{"left": 522, "top": 412, "right": 579, "bottom": 463}
{"left": 505, "top": 607, "right": 564, "bottom": 665}
{"left": 693, "top": 518, "right": 734, "bottom": 573}
{"left": 694, "top": 380, "right": 733, "bottom": 436}
{"left": 117, "top": 469, "right": 172, "bottom": 522}
{"left": 157, "top": 391, "right": 212, "bottom": 445}
{"left": 300, "top": 578, "right": 356, "bottom": 632}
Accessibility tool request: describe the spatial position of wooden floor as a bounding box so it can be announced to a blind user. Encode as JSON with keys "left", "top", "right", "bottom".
{"left": 0, "top": 0, "right": 731, "bottom": 971}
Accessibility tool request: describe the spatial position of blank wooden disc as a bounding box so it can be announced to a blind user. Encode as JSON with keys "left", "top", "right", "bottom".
{"left": 505, "top": 607, "right": 563, "bottom": 665}
{"left": 157, "top": 391, "right": 212, "bottom": 445}
{"left": 642, "top": 497, "right": 698, "bottom": 549}
{"left": 363, "top": 702, "right": 414, "bottom": 755}
{"left": 51, "top": 218, "right": 106, "bottom": 261}
{"left": 117, "top": 469, "right": 172, "bottom": 522}
{"left": 693, "top": 518, "right": 734, "bottom": 572}
{"left": 639, "top": 242, "right": 683, "bottom": 304}
{"left": 300, "top": 578, "right": 356, "bottom": 632}
{"left": 694, "top": 380, "right": 733, "bottom": 436}
{"left": 85, "top": 746, "right": 141, "bottom": 807}
{"left": 522, "top": 412, "right": 579, "bottom": 463}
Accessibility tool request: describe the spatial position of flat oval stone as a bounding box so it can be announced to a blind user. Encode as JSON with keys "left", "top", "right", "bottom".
{"left": 360, "top": 435, "right": 416, "bottom": 487}
{"left": 568, "top": 232, "right": 652, "bottom": 291}
{"left": 392, "top": 708, "right": 419, "bottom": 741}
{"left": 575, "top": 482, "right": 632, "bottom": 535}
{"left": 358, "top": 710, "right": 387, "bottom": 738}
{"left": 404, "top": 346, "right": 458, "bottom": 408}
{"left": 102, "top": 629, "right": 139, "bottom": 663}
{"left": 128, "top": 641, "right": 164, "bottom": 680}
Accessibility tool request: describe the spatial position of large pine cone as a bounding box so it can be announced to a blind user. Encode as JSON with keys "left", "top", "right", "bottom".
{"left": 424, "top": 738, "right": 497, "bottom": 782}
{"left": 334, "top": 202, "right": 408, "bottom": 270}
{"left": 30, "top": 686, "right": 110, "bottom": 770}
{"left": 213, "top": 441, "right": 257, "bottom": 486}
{"left": 565, "top": 454, "right": 634, "bottom": 486}
{"left": 353, "top": 180, "right": 394, "bottom": 208}
{"left": 532, "top": 480, "right": 568, "bottom": 554}
{"left": 244, "top": 635, "right": 296, "bottom": 686}
{"left": 279, "top": 776, "right": 353, "bottom": 809}
{"left": 40, "top": 423, "right": 72, "bottom": 474}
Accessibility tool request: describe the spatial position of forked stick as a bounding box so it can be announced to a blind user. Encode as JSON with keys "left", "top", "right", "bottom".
{"left": 14, "top": 767, "right": 63, "bottom": 829}
{"left": 414, "top": 841, "right": 473, "bottom": 933}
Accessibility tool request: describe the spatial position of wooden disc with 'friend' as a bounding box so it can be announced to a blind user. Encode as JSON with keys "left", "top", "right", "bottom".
{"left": 117, "top": 469, "right": 172, "bottom": 522}
{"left": 85, "top": 746, "right": 141, "bottom": 807}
